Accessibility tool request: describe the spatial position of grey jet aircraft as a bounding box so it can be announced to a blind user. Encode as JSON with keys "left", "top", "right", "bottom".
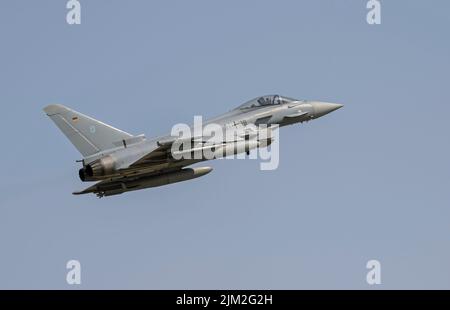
{"left": 43, "top": 95, "right": 342, "bottom": 197}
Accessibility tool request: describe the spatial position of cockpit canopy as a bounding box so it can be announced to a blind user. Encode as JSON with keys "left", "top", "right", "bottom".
{"left": 236, "top": 95, "right": 299, "bottom": 110}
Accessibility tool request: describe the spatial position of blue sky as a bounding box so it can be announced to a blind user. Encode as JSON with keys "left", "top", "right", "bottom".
{"left": 0, "top": 0, "right": 449, "bottom": 289}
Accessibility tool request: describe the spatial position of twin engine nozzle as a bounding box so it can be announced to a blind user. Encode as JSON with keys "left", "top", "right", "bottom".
{"left": 79, "top": 155, "right": 116, "bottom": 181}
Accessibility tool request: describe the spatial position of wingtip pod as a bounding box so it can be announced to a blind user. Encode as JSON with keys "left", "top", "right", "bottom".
{"left": 193, "top": 166, "right": 213, "bottom": 176}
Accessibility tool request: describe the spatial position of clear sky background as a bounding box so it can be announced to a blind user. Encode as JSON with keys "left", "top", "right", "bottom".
{"left": 0, "top": 0, "right": 449, "bottom": 289}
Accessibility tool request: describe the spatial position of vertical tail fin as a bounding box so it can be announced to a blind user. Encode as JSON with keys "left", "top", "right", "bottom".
{"left": 43, "top": 104, "right": 133, "bottom": 157}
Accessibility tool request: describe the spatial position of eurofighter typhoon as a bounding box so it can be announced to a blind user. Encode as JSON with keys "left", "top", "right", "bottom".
{"left": 43, "top": 95, "right": 342, "bottom": 197}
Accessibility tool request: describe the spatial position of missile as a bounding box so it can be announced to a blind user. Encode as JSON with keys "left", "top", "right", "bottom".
{"left": 74, "top": 167, "right": 213, "bottom": 198}
{"left": 172, "top": 139, "right": 260, "bottom": 160}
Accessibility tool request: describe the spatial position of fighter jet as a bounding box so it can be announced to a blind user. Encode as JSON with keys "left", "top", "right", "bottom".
{"left": 43, "top": 95, "right": 342, "bottom": 197}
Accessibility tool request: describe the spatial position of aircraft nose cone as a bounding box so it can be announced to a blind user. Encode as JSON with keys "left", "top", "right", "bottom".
{"left": 312, "top": 102, "right": 343, "bottom": 118}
